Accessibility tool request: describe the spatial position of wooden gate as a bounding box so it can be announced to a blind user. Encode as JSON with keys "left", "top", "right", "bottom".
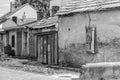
{"left": 37, "top": 32, "right": 59, "bottom": 65}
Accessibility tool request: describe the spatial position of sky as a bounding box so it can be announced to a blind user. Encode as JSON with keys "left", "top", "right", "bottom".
{"left": 0, "top": 0, "right": 15, "bottom": 16}
{"left": 0, "top": 0, "right": 61, "bottom": 17}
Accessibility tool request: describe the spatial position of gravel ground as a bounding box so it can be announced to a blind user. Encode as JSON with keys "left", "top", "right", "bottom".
{"left": 0, "top": 57, "right": 79, "bottom": 75}
{"left": 0, "top": 67, "right": 59, "bottom": 80}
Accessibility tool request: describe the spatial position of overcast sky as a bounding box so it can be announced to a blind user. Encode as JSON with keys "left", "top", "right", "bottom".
{"left": 0, "top": 0, "right": 61, "bottom": 17}
{"left": 0, "top": 0, "right": 15, "bottom": 16}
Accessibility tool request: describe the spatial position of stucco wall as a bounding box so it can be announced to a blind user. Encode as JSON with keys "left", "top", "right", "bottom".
{"left": 58, "top": 9, "right": 120, "bottom": 67}
{"left": 9, "top": 5, "right": 37, "bottom": 19}
{"left": 59, "top": 13, "right": 89, "bottom": 48}
{"left": 91, "top": 10, "right": 120, "bottom": 43}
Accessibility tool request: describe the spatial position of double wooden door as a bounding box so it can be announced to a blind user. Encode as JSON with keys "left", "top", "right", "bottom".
{"left": 37, "top": 32, "right": 59, "bottom": 65}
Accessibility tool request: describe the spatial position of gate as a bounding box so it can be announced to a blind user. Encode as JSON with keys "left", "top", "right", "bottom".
{"left": 37, "top": 32, "right": 59, "bottom": 65}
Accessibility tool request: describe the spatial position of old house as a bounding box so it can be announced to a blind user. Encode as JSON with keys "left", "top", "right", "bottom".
{"left": 0, "top": 0, "right": 60, "bottom": 65}
{"left": 24, "top": 16, "right": 59, "bottom": 64}
{"left": 56, "top": 0, "right": 120, "bottom": 67}
{"left": 0, "top": 3, "right": 37, "bottom": 56}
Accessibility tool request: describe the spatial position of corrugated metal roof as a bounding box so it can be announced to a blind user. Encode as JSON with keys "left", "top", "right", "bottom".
{"left": 57, "top": 0, "right": 120, "bottom": 15}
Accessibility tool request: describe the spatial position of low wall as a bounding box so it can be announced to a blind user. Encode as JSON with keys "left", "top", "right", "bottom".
{"left": 80, "top": 62, "right": 120, "bottom": 80}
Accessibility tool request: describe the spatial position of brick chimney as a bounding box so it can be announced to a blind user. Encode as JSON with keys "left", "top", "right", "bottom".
{"left": 37, "top": 11, "right": 43, "bottom": 20}
{"left": 51, "top": 6, "right": 59, "bottom": 16}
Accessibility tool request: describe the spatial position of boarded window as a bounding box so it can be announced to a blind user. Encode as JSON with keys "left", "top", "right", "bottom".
{"left": 86, "top": 26, "right": 97, "bottom": 53}
{"left": 11, "top": 35, "right": 15, "bottom": 47}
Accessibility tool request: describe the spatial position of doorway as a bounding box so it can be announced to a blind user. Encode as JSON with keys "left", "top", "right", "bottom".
{"left": 37, "top": 32, "right": 59, "bottom": 65}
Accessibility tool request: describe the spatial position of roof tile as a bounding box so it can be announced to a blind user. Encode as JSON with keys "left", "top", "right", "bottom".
{"left": 57, "top": 0, "right": 120, "bottom": 15}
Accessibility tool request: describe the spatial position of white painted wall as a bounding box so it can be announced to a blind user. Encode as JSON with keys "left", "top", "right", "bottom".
{"left": 9, "top": 4, "right": 37, "bottom": 19}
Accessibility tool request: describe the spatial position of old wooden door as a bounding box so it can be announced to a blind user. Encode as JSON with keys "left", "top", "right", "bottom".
{"left": 17, "top": 31, "right": 22, "bottom": 56}
{"left": 37, "top": 32, "right": 59, "bottom": 65}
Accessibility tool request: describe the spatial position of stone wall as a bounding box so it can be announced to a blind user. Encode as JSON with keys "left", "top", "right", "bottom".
{"left": 80, "top": 63, "right": 120, "bottom": 80}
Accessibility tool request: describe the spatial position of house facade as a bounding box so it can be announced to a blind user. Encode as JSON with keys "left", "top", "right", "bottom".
{"left": 0, "top": 0, "right": 60, "bottom": 65}
{"left": 57, "top": 0, "right": 120, "bottom": 67}
{"left": 0, "top": 3, "right": 37, "bottom": 57}
{"left": 26, "top": 16, "right": 59, "bottom": 64}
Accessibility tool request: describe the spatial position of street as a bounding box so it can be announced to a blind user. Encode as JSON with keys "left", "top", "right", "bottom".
{"left": 0, "top": 67, "right": 79, "bottom": 80}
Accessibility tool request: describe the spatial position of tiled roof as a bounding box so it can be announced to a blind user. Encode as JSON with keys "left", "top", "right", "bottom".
{"left": 3, "top": 16, "right": 58, "bottom": 30}
{"left": 24, "top": 16, "right": 58, "bottom": 29}
{"left": 57, "top": 0, "right": 120, "bottom": 15}
{"left": 3, "top": 18, "right": 37, "bottom": 30}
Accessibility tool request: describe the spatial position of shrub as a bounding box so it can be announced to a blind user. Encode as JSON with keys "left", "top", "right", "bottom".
{"left": 4, "top": 44, "right": 15, "bottom": 56}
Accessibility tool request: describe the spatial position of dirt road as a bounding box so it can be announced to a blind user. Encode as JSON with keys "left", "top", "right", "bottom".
{"left": 0, "top": 67, "right": 58, "bottom": 80}
{"left": 0, "top": 67, "right": 79, "bottom": 80}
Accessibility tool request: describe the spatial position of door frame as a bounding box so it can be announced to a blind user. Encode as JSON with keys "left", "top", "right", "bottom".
{"left": 36, "top": 31, "right": 59, "bottom": 65}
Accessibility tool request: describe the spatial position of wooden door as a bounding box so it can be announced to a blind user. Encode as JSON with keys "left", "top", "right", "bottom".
{"left": 17, "top": 31, "right": 22, "bottom": 56}
{"left": 37, "top": 32, "right": 59, "bottom": 65}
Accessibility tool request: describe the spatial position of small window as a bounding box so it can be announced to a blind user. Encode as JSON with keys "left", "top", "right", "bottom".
{"left": 11, "top": 35, "right": 15, "bottom": 47}
{"left": 12, "top": 16, "right": 17, "bottom": 23}
{"left": 86, "top": 26, "right": 97, "bottom": 53}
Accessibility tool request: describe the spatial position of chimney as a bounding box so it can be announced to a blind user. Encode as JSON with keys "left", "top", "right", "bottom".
{"left": 12, "top": 16, "right": 17, "bottom": 23}
{"left": 37, "top": 11, "right": 43, "bottom": 20}
{"left": 52, "top": 6, "right": 60, "bottom": 16}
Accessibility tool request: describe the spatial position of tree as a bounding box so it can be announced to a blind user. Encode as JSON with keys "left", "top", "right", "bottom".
{"left": 13, "top": 0, "right": 50, "bottom": 19}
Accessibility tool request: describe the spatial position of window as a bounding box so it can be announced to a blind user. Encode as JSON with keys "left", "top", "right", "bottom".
{"left": 12, "top": 16, "right": 17, "bottom": 23}
{"left": 11, "top": 35, "right": 15, "bottom": 47}
{"left": 86, "top": 26, "right": 97, "bottom": 53}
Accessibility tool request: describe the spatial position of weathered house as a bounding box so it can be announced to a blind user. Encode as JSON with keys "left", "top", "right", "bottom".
{"left": 0, "top": 3, "right": 37, "bottom": 56}
{"left": 0, "top": 13, "right": 59, "bottom": 65}
{"left": 56, "top": 0, "right": 120, "bottom": 67}
{"left": 25, "top": 16, "right": 59, "bottom": 64}
{"left": 0, "top": 0, "right": 59, "bottom": 65}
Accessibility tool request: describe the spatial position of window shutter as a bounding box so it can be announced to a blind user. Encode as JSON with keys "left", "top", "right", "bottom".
{"left": 86, "top": 26, "right": 97, "bottom": 53}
